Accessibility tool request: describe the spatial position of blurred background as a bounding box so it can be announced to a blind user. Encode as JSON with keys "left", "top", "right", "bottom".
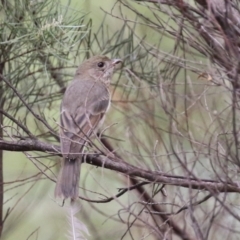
{"left": 1, "top": 0, "right": 240, "bottom": 239}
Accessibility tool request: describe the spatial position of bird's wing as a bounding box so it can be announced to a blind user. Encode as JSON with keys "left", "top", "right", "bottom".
{"left": 60, "top": 80, "right": 110, "bottom": 159}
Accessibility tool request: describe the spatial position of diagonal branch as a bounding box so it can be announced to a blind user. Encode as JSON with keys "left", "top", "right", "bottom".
{"left": 0, "top": 138, "right": 240, "bottom": 194}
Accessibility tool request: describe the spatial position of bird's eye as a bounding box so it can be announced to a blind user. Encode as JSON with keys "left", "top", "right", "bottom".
{"left": 97, "top": 62, "right": 105, "bottom": 68}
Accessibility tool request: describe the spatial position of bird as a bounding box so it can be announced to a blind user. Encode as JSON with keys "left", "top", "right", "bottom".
{"left": 55, "top": 55, "right": 122, "bottom": 200}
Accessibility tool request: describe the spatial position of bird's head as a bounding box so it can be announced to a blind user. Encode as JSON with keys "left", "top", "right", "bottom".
{"left": 76, "top": 55, "right": 122, "bottom": 84}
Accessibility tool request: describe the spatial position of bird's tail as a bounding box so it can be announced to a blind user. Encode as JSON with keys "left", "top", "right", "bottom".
{"left": 55, "top": 158, "right": 81, "bottom": 200}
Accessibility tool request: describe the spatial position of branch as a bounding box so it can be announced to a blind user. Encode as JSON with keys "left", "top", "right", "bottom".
{"left": 0, "top": 74, "right": 59, "bottom": 140}
{"left": 0, "top": 139, "right": 240, "bottom": 194}
{"left": 99, "top": 138, "right": 192, "bottom": 240}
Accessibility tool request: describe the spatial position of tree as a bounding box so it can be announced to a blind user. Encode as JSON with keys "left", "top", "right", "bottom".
{"left": 1, "top": 0, "right": 240, "bottom": 239}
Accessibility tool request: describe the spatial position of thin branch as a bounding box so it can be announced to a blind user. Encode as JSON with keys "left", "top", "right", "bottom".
{"left": 0, "top": 74, "right": 59, "bottom": 140}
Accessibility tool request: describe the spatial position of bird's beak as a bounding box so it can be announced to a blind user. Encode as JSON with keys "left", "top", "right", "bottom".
{"left": 112, "top": 59, "right": 123, "bottom": 66}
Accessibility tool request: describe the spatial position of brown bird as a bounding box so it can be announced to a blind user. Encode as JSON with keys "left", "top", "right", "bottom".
{"left": 55, "top": 55, "right": 122, "bottom": 200}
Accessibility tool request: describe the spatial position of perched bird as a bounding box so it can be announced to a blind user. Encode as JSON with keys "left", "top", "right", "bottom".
{"left": 55, "top": 55, "right": 122, "bottom": 200}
